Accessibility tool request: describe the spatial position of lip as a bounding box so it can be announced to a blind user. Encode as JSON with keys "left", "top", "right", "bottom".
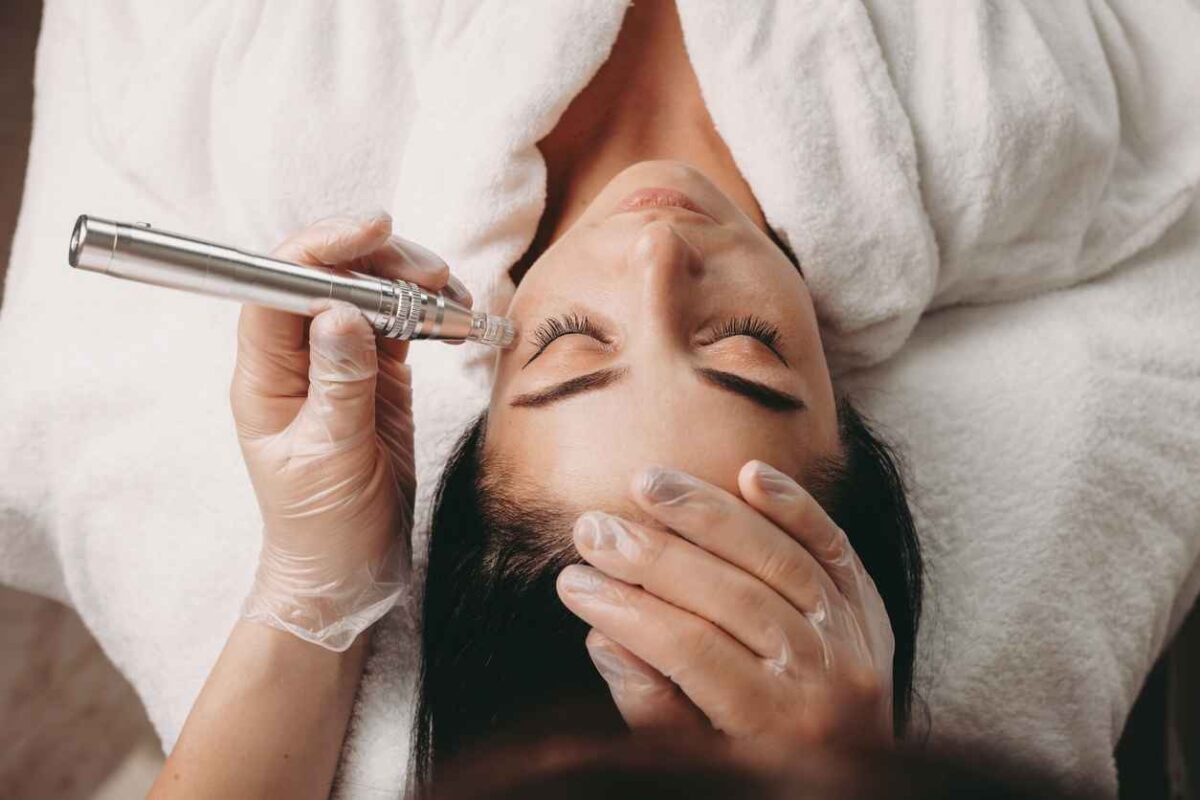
{"left": 612, "top": 187, "right": 715, "bottom": 222}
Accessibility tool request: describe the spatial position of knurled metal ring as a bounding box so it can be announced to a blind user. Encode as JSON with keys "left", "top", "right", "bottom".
{"left": 394, "top": 280, "right": 423, "bottom": 340}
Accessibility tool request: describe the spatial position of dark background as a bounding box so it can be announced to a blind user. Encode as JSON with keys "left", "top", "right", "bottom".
{"left": 0, "top": 0, "right": 42, "bottom": 305}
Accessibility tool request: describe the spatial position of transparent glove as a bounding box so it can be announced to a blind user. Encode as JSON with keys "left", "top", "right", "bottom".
{"left": 231, "top": 211, "right": 471, "bottom": 651}
{"left": 559, "top": 461, "right": 895, "bottom": 746}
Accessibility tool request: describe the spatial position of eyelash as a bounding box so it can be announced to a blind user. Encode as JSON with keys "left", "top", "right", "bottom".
{"left": 529, "top": 313, "right": 609, "bottom": 352}
{"left": 527, "top": 313, "right": 783, "bottom": 358}
{"left": 706, "top": 315, "right": 782, "bottom": 351}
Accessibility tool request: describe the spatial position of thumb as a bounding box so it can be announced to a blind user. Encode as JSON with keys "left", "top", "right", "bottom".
{"left": 302, "top": 300, "right": 378, "bottom": 446}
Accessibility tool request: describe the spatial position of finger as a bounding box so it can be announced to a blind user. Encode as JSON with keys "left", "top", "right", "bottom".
{"left": 737, "top": 461, "right": 866, "bottom": 604}
{"left": 350, "top": 236, "right": 471, "bottom": 361}
{"left": 276, "top": 212, "right": 393, "bottom": 363}
{"left": 361, "top": 234, "right": 449, "bottom": 289}
{"left": 630, "top": 466, "right": 840, "bottom": 619}
{"left": 557, "top": 565, "right": 769, "bottom": 737}
{"left": 294, "top": 300, "right": 378, "bottom": 447}
{"left": 375, "top": 356, "right": 415, "bottom": 506}
{"left": 737, "top": 461, "right": 895, "bottom": 670}
{"left": 235, "top": 211, "right": 393, "bottom": 399}
{"left": 272, "top": 211, "right": 394, "bottom": 266}
{"left": 371, "top": 235, "right": 471, "bottom": 307}
{"left": 573, "top": 512, "right": 822, "bottom": 668}
{"left": 350, "top": 235, "right": 442, "bottom": 365}
{"left": 231, "top": 302, "right": 310, "bottom": 438}
{"left": 444, "top": 274, "right": 473, "bottom": 309}
{"left": 585, "top": 630, "right": 707, "bottom": 732}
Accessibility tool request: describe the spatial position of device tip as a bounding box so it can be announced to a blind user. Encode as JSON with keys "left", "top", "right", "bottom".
{"left": 470, "top": 313, "right": 517, "bottom": 348}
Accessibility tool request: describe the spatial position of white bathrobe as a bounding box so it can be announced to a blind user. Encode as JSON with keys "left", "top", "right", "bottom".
{"left": 2, "top": 2, "right": 1199, "bottom": 797}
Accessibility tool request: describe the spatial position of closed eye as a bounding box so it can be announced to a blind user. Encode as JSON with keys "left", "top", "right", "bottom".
{"left": 701, "top": 315, "right": 788, "bottom": 366}
{"left": 523, "top": 313, "right": 610, "bottom": 367}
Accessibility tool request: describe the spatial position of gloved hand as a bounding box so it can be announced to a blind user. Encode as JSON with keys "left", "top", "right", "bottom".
{"left": 559, "top": 461, "right": 895, "bottom": 746}
{"left": 231, "top": 211, "right": 471, "bottom": 651}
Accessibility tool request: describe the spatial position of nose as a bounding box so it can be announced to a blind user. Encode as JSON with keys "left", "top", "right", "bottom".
{"left": 626, "top": 221, "right": 703, "bottom": 343}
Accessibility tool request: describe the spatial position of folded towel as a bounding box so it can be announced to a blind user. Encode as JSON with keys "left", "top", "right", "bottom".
{"left": 3, "top": 2, "right": 1199, "bottom": 797}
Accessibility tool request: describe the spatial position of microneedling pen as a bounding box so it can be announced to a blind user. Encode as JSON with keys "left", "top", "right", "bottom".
{"left": 68, "top": 215, "right": 516, "bottom": 348}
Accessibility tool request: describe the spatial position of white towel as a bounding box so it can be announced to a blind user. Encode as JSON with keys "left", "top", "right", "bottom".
{"left": 3, "top": 2, "right": 1199, "bottom": 797}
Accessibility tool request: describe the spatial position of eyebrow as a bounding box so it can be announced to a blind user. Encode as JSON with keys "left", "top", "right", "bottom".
{"left": 509, "top": 367, "right": 630, "bottom": 408}
{"left": 508, "top": 366, "right": 805, "bottom": 412}
{"left": 695, "top": 368, "right": 806, "bottom": 411}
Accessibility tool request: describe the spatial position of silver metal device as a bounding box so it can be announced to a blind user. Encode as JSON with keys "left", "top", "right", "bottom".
{"left": 68, "top": 215, "right": 516, "bottom": 348}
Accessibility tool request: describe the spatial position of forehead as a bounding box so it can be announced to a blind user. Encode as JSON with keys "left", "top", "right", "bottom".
{"left": 486, "top": 382, "right": 837, "bottom": 520}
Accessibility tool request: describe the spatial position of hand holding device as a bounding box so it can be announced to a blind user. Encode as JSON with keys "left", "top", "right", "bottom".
{"left": 229, "top": 213, "right": 444, "bottom": 650}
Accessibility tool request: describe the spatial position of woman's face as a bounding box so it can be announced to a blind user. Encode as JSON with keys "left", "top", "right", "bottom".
{"left": 488, "top": 161, "right": 840, "bottom": 511}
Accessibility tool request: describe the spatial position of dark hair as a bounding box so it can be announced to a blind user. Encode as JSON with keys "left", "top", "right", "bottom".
{"left": 426, "top": 735, "right": 1073, "bottom": 800}
{"left": 411, "top": 400, "right": 923, "bottom": 788}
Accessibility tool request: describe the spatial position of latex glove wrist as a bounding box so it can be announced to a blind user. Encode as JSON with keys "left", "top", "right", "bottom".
{"left": 242, "top": 533, "right": 407, "bottom": 652}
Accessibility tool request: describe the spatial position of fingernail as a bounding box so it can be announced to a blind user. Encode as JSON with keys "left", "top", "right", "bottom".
{"left": 587, "top": 637, "right": 657, "bottom": 692}
{"left": 639, "top": 467, "right": 697, "bottom": 505}
{"left": 444, "top": 274, "right": 473, "bottom": 306}
{"left": 311, "top": 300, "right": 370, "bottom": 339}
{"left": 574, "top": 513, "right": 614, "bottom": 551}
{"left": 575, "top": 513, "right": 645, "bottom": 561}
{"left": 559, "top": 565, "right": 605, "bottom": 596}
{"left": 588, "top": 643, "right": 629, "bottom": 686}
{"left": 356, "top": 208, "right": 392, "bottom": 226}
{"left": 309, "top": 303, "right": 376, "bottom": 380}
{"left": 751, "top": 461, "right": 800, "bottom": 499}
